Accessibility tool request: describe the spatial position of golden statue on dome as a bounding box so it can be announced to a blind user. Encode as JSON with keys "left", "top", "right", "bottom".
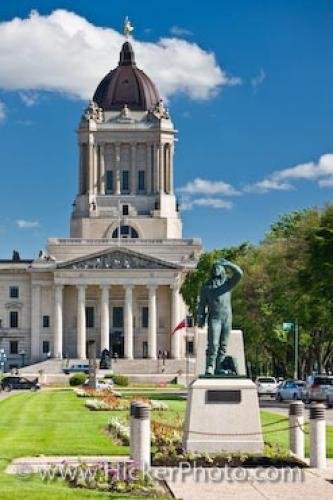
{"left": 123, "top": 17, "right": 134, "bottom": 38}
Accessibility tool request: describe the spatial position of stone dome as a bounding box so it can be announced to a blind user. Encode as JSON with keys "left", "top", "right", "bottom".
{"left": 93, "top": 41, "right": 160, "bottom": 112}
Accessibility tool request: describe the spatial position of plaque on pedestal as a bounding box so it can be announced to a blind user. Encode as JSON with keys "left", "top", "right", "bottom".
{"left": 183, "top": 377, "right": 263, "bottom": 454}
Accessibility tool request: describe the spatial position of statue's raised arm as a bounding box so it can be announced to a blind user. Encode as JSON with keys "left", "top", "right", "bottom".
{"left": 217, "top": 258, "right": 243, "bottom": 291}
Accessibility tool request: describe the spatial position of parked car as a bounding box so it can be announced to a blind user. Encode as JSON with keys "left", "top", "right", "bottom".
{"left": 255, "top": 376, "right": 278, "bottom": 397}
{"left": 276, "top": 380, "right": 305, "bottom": 401}
{"left": 0, "top": 376, "right": 40, "bottom": 392}
{"left": 62, "top": 363, "right": 89, "bottom": 375}
{"left": 83, "top": 379, "right": 113, "bottom": 390}
{"left": 303, "top": 375, "right": 333, "bottom": 407}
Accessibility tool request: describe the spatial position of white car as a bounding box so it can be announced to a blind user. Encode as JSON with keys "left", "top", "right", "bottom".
{"left": 83, "top": 379, "right": 113, "bottom": 390}
{"left": 305, "top": 375, "right": 333, "bottom": 407}
{"left": 276, "top": 380, "right": 305, "bottom": 401}
{"left": 255, "top": 376, "right": 278, "bottom": 398}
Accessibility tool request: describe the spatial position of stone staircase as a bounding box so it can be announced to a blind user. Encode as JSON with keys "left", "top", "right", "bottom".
{"left": 20, "top": 358, "right": 195, "bottom": 375}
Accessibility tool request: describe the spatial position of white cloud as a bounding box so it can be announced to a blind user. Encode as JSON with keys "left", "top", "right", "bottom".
{"left": 245, "top": 154, "right": 333, "bottom": 193}
{"left": 16, "top": 219, "right": 40, "bottom": 229}
{"left": 251, "top": 68, "right": 266, "bottom": 89}
{"left": 181, "top": 197, "right": 233, "bottom": 211}
{"left": 244, "top": 179, "right": 293, "bottom": 193}
{"left": 0, "top": 10, "right": 239, "bottom": 101}
{"left": 0, "top": 100, "right": 5, "bottom": 122}
{"left": 19, "top": 91, "right": 39, "bottom": 106}
{"left": 178, "top": 177, "right": 240, "bottom": 196}
{"left": 170, "top": 26, "right": 193, "bottom": 37}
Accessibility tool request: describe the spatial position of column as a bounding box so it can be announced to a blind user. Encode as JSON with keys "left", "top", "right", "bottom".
{"left": 79, "top": 142, "right": 83, "bottom": 194}
{"left": 154, "top": 144, "right": 159, "bottom": 194}
{"left": 169, "top": 142, "right": 174, "bottom": 195}
{"left": 88, "top": 134, "right": 94, "bottom": 194}
{"left": 93, "top": 144, "right": 98, "bottom": 194}
{"left": 100, "top": 285, "right": 110, "bottom": 351}
{"left": 77, "top": 285, "right": 86, "bottom": 359}
{"left": 115, "top": 143, "right": 121, "bottom": 195}
{"left": 159, "top": 143, "right": 164, "bottom": 193}
{"left": 31, "top": 284, "right": 41, "bottom": 361}
{"left": 146, "top": 143, "right": 152, "bottom": 194}
{"left": 130, "top": 143, "right": 136, "bottom": 194}
{"left": 148, "top": 286, "right": 157, "bottom": 359}
{"left": 99, "top": 143, "right": 105, "bottom": 194}
{"left": 124, "top": 285, "right": 133, "bottom": 359}
{"left": 171, "top": 283, "right": 181, "bottom": 359}
{"left": 54, "top": 285, "right": 63, "bottom": 359}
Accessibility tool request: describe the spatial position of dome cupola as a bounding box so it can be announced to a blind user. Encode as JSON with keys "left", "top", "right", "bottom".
{"left": 93, "top": 41, "right": 160, "bottom": 112}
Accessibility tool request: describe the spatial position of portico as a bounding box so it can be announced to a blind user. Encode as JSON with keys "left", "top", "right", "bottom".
{"left": 49, "top": 278, "right": 182, "bottom": 360}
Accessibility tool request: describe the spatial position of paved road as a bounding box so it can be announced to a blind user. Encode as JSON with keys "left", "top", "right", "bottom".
{"left": 260, "top": 398, "right": 333, "bottom": 425}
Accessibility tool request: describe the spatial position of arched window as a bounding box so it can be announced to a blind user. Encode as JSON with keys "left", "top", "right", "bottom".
{"left": 112, "top": 225, "right": 139, "bottom": 239}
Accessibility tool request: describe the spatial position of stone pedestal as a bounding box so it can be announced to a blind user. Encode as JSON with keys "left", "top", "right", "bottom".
{"left": 195, "top": 328, "right": 246, "bottom": 376}
{"left": 183, "top": 377, "right": 263, "bottom": 454}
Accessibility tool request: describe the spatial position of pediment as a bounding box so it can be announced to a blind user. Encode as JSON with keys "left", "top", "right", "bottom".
{"left": 58, "top": 248, "right": 180, "bottom": 271}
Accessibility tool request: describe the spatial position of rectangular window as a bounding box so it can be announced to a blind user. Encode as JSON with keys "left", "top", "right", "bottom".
{"left": 85, "top": 307, "right": 95, "bottom": 328}
{"left": 106, "top": 170, "right": 113, "bottom": 194}
{"left": 10, "top": 340, "right": 18, "bottom": 354}
{"left": 113, "top": 307, "right": 123, "bottom": 328}
{"left": 10, "top": 311, "right": 18, "bottom": 328}
{"left": 43, "top": 315, "right": 50, "bottom": 328}
{"left": 138, "top": 170, "right": 145, "bottom": 191}
{"left": 122, "top": 204, "right": 129, "bottom": 216}
{"left": 43, "top": 341, "right": 50, "bottom": 354}
{"left": 9, "top": 286, "right": 19, "bottom": 298}
{"left": 186, "top": 315, "right": 194, "bottom": 328}
{"left": 122, "top": 170, "right": 129, "bottom": 192}
{"left": 186, "top": 340, "right": 194, "bottom": 356}
{"left": 142, "top": 307, "right": 149, "bottom": 328}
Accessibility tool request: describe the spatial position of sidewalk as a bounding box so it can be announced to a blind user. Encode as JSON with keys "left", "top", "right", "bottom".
{"left": 166, "top": 468, "right": 333, "bottom": 499}
{"left": 166, "top": 464, "right": 333, "bottom": 500}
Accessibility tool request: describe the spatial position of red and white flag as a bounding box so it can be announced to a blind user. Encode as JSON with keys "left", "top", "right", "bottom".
{"left": 172, "top": 318, "right": 186, "bottom": 335}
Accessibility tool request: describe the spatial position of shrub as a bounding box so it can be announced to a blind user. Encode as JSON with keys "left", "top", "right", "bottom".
{"left": 112, "top": 375, "right": 129, "bottom": 386}
{"left": 104, "top": 372, "right": 114, "bottom": 379}
{"left": 69, "top": 372, "right": 87, "bottom": 386}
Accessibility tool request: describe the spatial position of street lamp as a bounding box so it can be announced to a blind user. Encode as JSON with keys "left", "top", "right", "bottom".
{"left": 283, "top": 321, "right": 299, "bottom": 380}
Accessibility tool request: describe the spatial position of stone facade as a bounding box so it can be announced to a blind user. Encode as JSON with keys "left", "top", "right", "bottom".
{"left": 0, "top": 40, "right": 202, "bottom": 369}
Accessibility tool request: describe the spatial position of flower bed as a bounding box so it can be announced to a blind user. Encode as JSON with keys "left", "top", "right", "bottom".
{"left": 86, "top": 397, "right": 129, "bottom": 411}
{"left": 75, "top": 387, "right": 122, "bottom": 398}
{"left": 85, "top": 393, "right": 168, "bottom": 411}
{"left": 108, "top": 417, "right": 130, "bottom": 445}
{"left": 51, "top": 460, "right": 167, "bottom": 496}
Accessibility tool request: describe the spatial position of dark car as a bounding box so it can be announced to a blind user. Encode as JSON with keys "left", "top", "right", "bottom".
{"left": 0, "top": 376, "right": 40, "bottom": 392}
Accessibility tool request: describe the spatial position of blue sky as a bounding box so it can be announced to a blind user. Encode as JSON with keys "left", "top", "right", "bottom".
{"left": 0, "top": 0, "right": 332, "bottom": 258}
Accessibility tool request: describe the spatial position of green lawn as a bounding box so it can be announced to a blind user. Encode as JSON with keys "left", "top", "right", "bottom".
{"left": 1, "top": 389, "right": 333, "bottom": 499}
{"left": 261, "top": 410, "right": 333, "bottom": 458}
{"left": 0, "top": 390, "right": 128, "bottom": 499}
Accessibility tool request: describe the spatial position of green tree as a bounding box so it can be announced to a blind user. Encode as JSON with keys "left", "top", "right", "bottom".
{"left": 181, "top": 206, "right": 333, "bottom": 378}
